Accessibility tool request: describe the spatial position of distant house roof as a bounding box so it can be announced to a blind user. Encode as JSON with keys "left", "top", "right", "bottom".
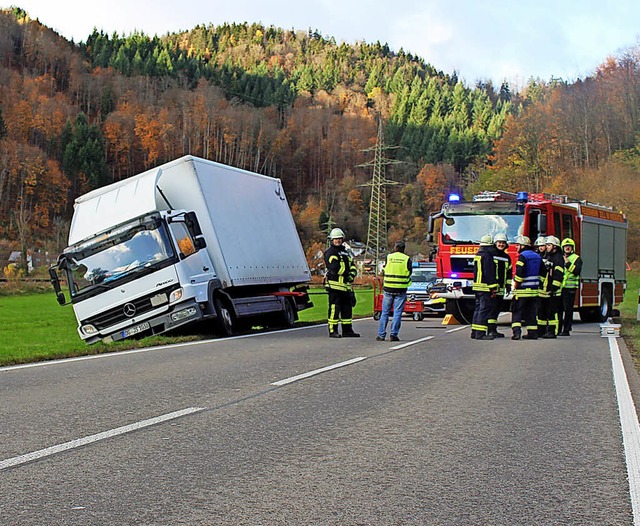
{"left": 8, "top": 251, "right": 21, "bottom": 262}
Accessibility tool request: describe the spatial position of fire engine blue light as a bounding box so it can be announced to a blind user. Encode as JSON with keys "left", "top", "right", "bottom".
{"left": 451, "top": 273, "right": 458, "bottom": 278}
{"left": 517, "top": 191, "right": 528, "bottom": 201}
{"left": 448, "top": 193, "right": 461, "bottom": 202}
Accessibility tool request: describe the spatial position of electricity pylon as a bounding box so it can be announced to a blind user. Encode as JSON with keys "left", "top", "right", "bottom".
{"left": 359, "top": 119, "right": 401, "bottom": 275}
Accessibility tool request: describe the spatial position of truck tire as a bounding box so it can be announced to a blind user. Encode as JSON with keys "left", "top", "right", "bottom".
{"left": 413, "top": 312, "right": 424, "bottom": 321}
{"left": 280, "top": 298, "right": 296, "bottom": 328}
{"left": 214, "top": 297, "right": 234, "bottom": 337}
{"left": 579, "top": 286, "right": 613, "bottom": 323}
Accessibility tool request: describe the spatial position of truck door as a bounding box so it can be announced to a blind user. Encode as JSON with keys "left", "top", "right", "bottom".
{"left": 167, "top": 218, "right": 215, "bottom": 284}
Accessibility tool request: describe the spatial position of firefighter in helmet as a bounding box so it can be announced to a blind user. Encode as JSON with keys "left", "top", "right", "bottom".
{"left": 535, "top": 236, "right": 547, "bottom": 257}
{"left": 487, "top": 233, "right": 511, "bottom": 338}
{"left": 324, "top": 228, "right": 359, "bottom": 338}
{"left": 471, "top": 234, "right": 498, "bottom": 340}
{"left": 538, "top": 235, "right": 564, "bottom": 338}
{"left": 511, "top": 235, "right": 545, "bottom": 340}
{"left": 559, "top": 238, "right": 583, "bottom": 336}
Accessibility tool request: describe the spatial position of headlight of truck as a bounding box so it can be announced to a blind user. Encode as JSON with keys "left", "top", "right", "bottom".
{"left": 169, "top": 288, "right": 183, "bottom": 303}
{"left": 81, "top": 324, "right": 98, "bottom": 335}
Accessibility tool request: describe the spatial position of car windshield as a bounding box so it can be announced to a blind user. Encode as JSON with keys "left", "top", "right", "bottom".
{"left": 411, "top": 269, "right": 437, "bottom": 283}
{"left": 441, "top": 213, "right": 524, "bottom": 244}
{"left": 65, "top": 220, "right": 174, "bottom": 295}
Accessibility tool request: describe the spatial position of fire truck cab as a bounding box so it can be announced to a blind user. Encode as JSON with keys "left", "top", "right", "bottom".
{"left": 427, "top": 190, "right": 627, "bottom": 324}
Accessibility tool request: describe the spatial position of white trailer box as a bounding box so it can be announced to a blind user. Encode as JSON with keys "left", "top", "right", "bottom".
{"left": 51, "top": 156, "right": 312, "bottom": 343}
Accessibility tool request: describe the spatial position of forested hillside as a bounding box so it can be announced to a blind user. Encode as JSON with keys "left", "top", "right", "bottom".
{"left": 0, "top": 6, "right": 639, "bottom": 268}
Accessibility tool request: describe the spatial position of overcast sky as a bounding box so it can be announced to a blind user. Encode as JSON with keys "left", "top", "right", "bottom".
{"left": 4, "top": 0, "right": 640, "bottom": 88}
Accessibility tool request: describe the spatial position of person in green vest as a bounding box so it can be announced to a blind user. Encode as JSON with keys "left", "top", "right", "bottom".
{"left": 559, "top": 238, "right": 583, "bottom": 336}
{"left": 376, "top": 241, "right": 412, "bottom": 342}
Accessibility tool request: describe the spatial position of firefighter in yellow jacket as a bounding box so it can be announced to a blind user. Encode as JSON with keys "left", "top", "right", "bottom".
{"left": 324, "top": 228, "right": 359, "bottom": 338}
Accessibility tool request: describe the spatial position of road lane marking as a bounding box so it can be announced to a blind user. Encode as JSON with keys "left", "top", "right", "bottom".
{"left": 0, "top": 407, "right": 204, "bottom": 471}
{"left": 389, "top": 335, "right": 434, "bottom": 350}
{"left": 271, "top": 357, "right": 367, "bottom": 386}
{"left": 608, "top": 336, "right": 640, "bottom": 525}
{"left": 445, "top": 326, "right": 469, "bottom": 334}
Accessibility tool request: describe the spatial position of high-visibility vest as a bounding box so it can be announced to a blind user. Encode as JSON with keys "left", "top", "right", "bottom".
{"left": 383, "top": 252, "right": 411, "bottom": 290}
{"left": 563, "top": 253, "right": 581, "bottom": 288}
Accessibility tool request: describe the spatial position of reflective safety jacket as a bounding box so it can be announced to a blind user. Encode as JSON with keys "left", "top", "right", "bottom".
{"left": 544, "top": 249, "right": 565, "bottom": 297}
{"left": 382, "top": 252, "right": 412, "bottom": 293}
{"left": 324, "top": 244, "right": 357, "bottom": 292}
{"left": 513, "top": 248, "right": 545, "bottom": 298}
{"left": 473, "top": 245, "right": 498, "bottom": 292}
{"left": 563, "top": 252, "right": 582, "bottom": 289}
{"left": 492, "top": 247, "right": 512, "bottom": 294}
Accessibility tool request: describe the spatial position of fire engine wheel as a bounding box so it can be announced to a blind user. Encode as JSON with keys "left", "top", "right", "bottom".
{"left": 413, "top": 312, "right": 424, "bottom": 321}
{"left": 213, "top": 297, "right": 234, "bottom": 337}
{"left": 373, "top": 311, "right": 381, "bottom": 321}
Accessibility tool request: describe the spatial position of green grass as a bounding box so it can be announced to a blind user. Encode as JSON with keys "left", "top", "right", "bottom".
{"left": 618, "top": 268, "right": 640, "bottom": 369}
{"left": 0, "top": 287, "right": 374, "bottom": 366}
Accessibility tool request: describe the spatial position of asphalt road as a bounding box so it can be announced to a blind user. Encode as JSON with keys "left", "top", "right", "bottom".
{"left": 0, "top": 316, "right": 636, "bottom": 525}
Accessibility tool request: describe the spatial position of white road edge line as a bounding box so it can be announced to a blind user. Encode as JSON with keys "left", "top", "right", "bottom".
{"left": 272, "top": 357, "right": 367, "bottom": 387}
{"left": 389, "top": 335, "right": 434, "bottom": 350}
{"left": 0, "top": 406, "right": 204, "bottom": 471}
{"left": 0, "top": 324, "right": 324, "bottom": 372}
{"left": 608, "top": 336, "right": 640, "bottom": 525}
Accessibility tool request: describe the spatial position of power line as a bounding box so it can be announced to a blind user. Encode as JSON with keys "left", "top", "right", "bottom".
{"left": 358, "top": 118, "right": 402, "bottom": 275}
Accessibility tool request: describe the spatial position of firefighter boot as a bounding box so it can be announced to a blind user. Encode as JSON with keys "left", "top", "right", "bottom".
{"left": 511, "top": 327, "right": 522, "bottom": 340}
{"left": 543, "top": 327, "right": 557, "bottom": 339}
{"left": 329, "top": 329, "right": 341, "bottom": 338}
{"left": 476, "top": 331, "right": 495, "bottom": 341}
{"left": 342, "top": 325, "right": 360, "bottom": 337}
{"left": 523, "top": 331, "right": 539, "bottom": 340}
{"left": 470, "top": 330, "right": 477, "bottom": 340}
{"left": 488, "top": 323, "right": 505, "bottom": 338}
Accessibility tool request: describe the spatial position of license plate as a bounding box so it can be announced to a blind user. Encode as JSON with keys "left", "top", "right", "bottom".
{"left": 121, "top": 322, "right": 150, "bottom": 338}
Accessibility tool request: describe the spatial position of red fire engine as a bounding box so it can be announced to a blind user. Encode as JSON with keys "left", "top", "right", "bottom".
{"left": 427, "top": 190, "right": 627, "bottom": 324}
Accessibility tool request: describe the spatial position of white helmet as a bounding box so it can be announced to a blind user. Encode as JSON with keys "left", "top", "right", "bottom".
{"left": 534, "top": 236, "right": 547, "bottom": 247}
{"left": 545, "top": 235, "right": 560, "bottom": 247}
{"left": 329, "top": 228, "right": 345, "bottom": 240}
{"left": 515, "top": 235, "right": 531, "bottom": 246}
{"left": 479, "top": 234, "right": 493, "bottom": 246}
{"left": 494, "top": 233, "right": 508, "bottom": 244}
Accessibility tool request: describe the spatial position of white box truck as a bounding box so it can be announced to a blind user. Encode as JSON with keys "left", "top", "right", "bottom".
{"left": 49, "top": 155, "right": 312, "bottom": 344}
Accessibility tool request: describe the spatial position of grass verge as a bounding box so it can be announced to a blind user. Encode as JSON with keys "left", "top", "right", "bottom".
{"left": 0, "top": 287, "right": 374, "bottom": 367}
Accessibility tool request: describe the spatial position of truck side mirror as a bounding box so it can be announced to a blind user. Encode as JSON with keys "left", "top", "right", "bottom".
{"left": 184, "top": 211, "right": 203, "bottom": 237}
{"left": 49, "top": 266, "right": 67, "bottom": 305}
{"left": 427, "top": 215, "right": 434, "bottom": 234}
{"left": 194, "top": 237, "right": 207, "bottom": 250}
{"left": 537, "top": 214, "right": 547, "bottom": 234}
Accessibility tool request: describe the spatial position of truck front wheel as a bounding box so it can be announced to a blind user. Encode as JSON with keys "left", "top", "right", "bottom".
{"left": 214, "top": 297, "right": 234, "bottom": 337}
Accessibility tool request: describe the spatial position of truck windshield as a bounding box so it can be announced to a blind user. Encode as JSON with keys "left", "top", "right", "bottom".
{"left": 65, "top": 219, "right": 175, "bottom": 295}
{"left": 441, "top": 213, "right": 524, "bottom": 244}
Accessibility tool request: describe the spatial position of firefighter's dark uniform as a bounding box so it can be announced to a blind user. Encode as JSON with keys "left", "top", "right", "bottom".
{"left": 559, "top": 240, "right": 583, "bottom": 336}
{"left": 538, "top": 245, "right": 564, "bottom": 338}
{"left": 324, "top": 242, "right": 358, "bottom": 337}
{"left": 511, "top": 243, "right": 545, "bottom": 340}
{"left": 488, "top": 243, "right": 511, "bottom": 337}
{"left": 471, "top": 240, "right": 498, "bottom": 340}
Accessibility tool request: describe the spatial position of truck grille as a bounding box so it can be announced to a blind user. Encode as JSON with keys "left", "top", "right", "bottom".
{"left": 85, "top": 286, "right": 178, "bottom": 329}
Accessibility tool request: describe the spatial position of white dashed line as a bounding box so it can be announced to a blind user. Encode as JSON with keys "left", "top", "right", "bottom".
{"left": 0, "top": 407, "right": 204, "bottom": 471}
{"left": 271, "top": 357, "right": 367, "bottom": 386}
